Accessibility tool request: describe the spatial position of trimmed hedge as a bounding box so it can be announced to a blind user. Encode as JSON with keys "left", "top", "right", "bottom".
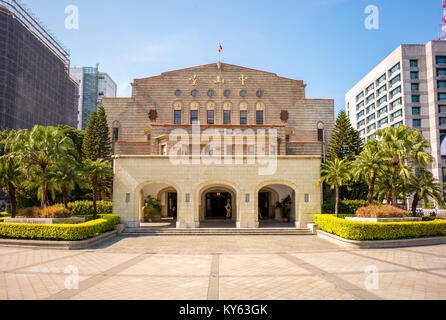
{"left": 322, "top": 199, "right": 381, "bottom": 214}
{"left": 313, "top": 214, "right": 446, "bottom": 240}
{"left": 0, "top": 214, "right": 120, "bottom": 241}
{"left": 67, "top": 201, "right": 113, "bottom": 216}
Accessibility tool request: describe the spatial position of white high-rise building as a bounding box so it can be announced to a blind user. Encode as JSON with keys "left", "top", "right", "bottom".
{"left": 345, "top": 40, "right": 446, "bottom": 184}
{"left": 71, "top": 66, "right": 117, "bottom": 130}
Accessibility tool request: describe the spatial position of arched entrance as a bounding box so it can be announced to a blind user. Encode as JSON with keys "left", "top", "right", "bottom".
{"left": 255, "top": 181, "right": 297, "bottom": 223}
{"left": 196, "top": 182, "right": 239, "bottom": 226}
{"left": 136, "top": 181, "right": 180, "bottom": 224}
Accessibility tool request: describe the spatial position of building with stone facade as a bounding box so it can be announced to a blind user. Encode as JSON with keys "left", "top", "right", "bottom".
{"left": 345, "top": 40, "right": 446, "bottom": 187}
{"left": 103, "top": 62, "right": 334, "bottom": 228}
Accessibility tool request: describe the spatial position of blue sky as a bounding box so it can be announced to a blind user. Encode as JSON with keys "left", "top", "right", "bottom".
{"left": 23, "top": 0, "right": 438, "bottom": 114}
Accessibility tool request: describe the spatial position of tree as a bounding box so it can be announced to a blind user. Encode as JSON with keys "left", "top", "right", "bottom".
{"left": 0, "top": 155, "right": 22, "bottom": 217}
{"left": 7, "top": 126, "right": 76, "bottom": 208}
{"left": 407, "top": 168, "right": 444, "bottom": 215}
{"left": 57, "top": 125, "right": 85, "bottom": 161}
{"left": 82, "top": 104, "right": 112, "bottom": 161}
{"left": 83, "top": 158, "right": 113, "bottom": 219}
{"left": 47, "top": 157, "right": 85, "bottom": 208}
{"left": 376, "top": 125, "right": 433, "bottom": 206}
{"left": 327, "top": 110, "right": 363, "bottom": 161}
{"left": 319, "top": 158, "right": 352, "bottom": 216}
{"left": 351, "top": 139, "right": 385, "bottom": 205}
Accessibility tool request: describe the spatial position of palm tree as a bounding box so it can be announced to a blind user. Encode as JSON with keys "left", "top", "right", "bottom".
{"left": 376, "top": 125, "right": 432, "bottom": 206}
{"left": 351, "top": 139, "right": 385, "bottom": 205}
{"left": 47, "top": 157, "right": 85, "bottom": 208}
{"left": 0, "top": 155, "right": 22, "bottom": 217}
{"left": 6, "top": 126, "right": 76, "bottom": 208}
{"left": 407, "top": 168, "right": 444, "bottom": 215}
{"left": 83, "top": 158, "right": 113, "bottom": 219}
{"left": 319, "top": 158, "right": 351, "bottom": 216}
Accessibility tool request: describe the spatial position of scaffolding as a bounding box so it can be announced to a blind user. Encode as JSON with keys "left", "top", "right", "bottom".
{"left": 0, "top": 0, "right": 70, "bottom": 69}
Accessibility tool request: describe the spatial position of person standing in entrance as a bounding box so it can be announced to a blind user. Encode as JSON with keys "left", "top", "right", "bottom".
{"left": 225, "top": 199, "right": 232, "bottom": 218}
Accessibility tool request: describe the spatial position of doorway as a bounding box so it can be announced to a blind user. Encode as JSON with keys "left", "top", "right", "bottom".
{"left": 205, "top": 192, "right": 232, "bottom": 219}
{"left": 258, "top": 192, "right": 270, "bottom": 219}
{"left": 167, "top": 192, "right": 177, "bottom": 218}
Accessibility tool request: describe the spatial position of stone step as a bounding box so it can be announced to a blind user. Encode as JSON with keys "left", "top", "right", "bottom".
{"left": 122, "top": 228, "right": 314, "bottom": 236}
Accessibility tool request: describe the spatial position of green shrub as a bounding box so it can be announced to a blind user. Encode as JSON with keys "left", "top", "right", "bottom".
{"left": 68, "top": 201, "right": 112, "bottom": 216}
{"left": 313, "top": 214, "right": 446, "bottom": 240}
{"left": 322, "top": 199, "right": 381, "bottom": 214}
{"left": 0, "top": 214, "right": 120, "bottom": 241}
{"left": 356, "top": 205, "right": 409, "bottom": 218}
{"left": 18, "top": 206, "right": 72, "bottom": 218}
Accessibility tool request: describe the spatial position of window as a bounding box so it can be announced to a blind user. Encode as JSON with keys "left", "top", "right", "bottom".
{"left": 412, "top": 95, "right": 420, "bottom": 103}
{"left": 207, "top": 110, "right": 214, "bottom": 124}
{"left": 357, "top": 120, "right": 365, "bottom": 128}
{"left": 390, "top": 62, "right": 400, "bottom": 75}
{"left": 224, "top": 90, "right": 231, "bottom": 97}
{"left": 438, "top": 80, "right": 446, "bottom": 88}
{"left": 390, "top": 74, "right": 400, "bottom": 87}
{"left": 112, "top": 128, "right": 119, "bottom": 141}
{"left": 367, "top": 123, "right": 376, "bottom": 133}
{"left": 379, "top": 117, "right": 388, "bottom": 127}
{"left": 175, "top": 90, "right": 182, "bottom": 97}
{"left": 366, "top": 93, "right": 375, "bottom": 104}
{"left": 440, "top": 118, "right": 446, "bottom": 125}
{"left": 174, "top": 110, "right": 182, "bottom": 124}
{"left": 391, "top": 98, "right": 402, "bottom": 108}
{"left": 161, "top": 144, "right": 167, "bottom": 156}
{"left": 207, "top": 89, "right": 215, "bottom": 97}
{"left": 439, "top": 105, "right": 446, "bottom": 113}
{"left": 240, "top": 111, "right": 247, "bottom": 124}
{"left": 357, "top": 101, "right": 364, "bottom": 110}
{"left": 223, "top": 110, "right": 231, "bottom": 124}
{"left": 410, "top": 60, "right": 418, "bottom": 67}
{"left": 412, "top": 107, "right": 420, "bottom": 115}
{"left": 393, "top": 121, "right": 403, "bottom": 128}
{"left": 378, "top": 85, "right": 387, "bottom": 96}
{"left": 377, "top": 74, "right": 386, "bottom": 85}
{"left": 147, "top": 134, "right": 151, "bottom": 141}
{"left": 356, "top": 91, "right": 364, "bottom": 102}
{"left": 390, "top": 86, "right": 401, "bottom": 98}
{"left": 181, "top": 145, "right": 190, "bottom": 156}
{"left": 378, "top": 95, "right": 387, "bottom": 106}
{"left": 411, "top": 83, "right": 419, "bottom": 91}
{"left": 367, "top": 103, "right": 375, "bottom": 114}
{"left": 367, "top": 114, "right": 375, "bottom": 122}
{"left": 318, "top": 129, "right": 324, "bottom": 142}
{"left": 256, "top": 90, "right": 264, "bottom": 98}
{"left": 437, "top": 69, "right": 446, "bottom": 76}
{"left": 378, "top": 106, "right": 388, "bottom": 116}
{"left": 359, "top": 129, "right": 365, "bottom": 136}
{"left": 391, "top": 109, "right": 402, "bottom": 121}
{"left": 440, "top": 93, "right": 446, "bottom": 101}
{"left": 256, "top": 110, "right": 264, "bottom": 125}
{"left": 368, "top": 134, "right": 376, "bottom": 140}
{"left": 191, "top": 90, "right": 198, "bottom": 97}
{"left": 437, "top": 56, "right": 446, "bottom": 64}
{"left": 285, "top": 135, "right": 290, "bottom": 142}
{"left": 366, "top": 83, "right": 374, "bottom": 94}
{"left": 240, "top": 90, "right": 247, "bottom": 97}
{"left": 190, "top": 110, "right": 198, "bottom": 124}
{"left": 357, "top": 110, "right": 365, "bottom": 119}
{"left": 413, "top": 119, "right": 421, "bottom": 127}
{"left": 410, "top": 72, "right": 419, "bottom": 79}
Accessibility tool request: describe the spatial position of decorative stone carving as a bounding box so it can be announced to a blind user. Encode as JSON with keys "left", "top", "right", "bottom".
{"left": 239, "top": 102, "right": 248, "bottom": 111}
{"left": 190, "top": 102, "right": 199, "bottom": 110}
{"left": 173, "top": 102, "right": 182, "bottom": 110}
{"left": 214, "top": 75, "right": 225, "bottom": 84}
{"left": 239, "top": 74, "right": 248, "bottom": 86}
{"left": 189, "top": 74, "right": 199, "bottom": 86}
{"left": 223, "top": 102, "right": 232, "bottom": 110}
{"left": 256, "top": 102, "right": 265, "bottom": 110}
{"left": 148, "top": 110, "right": 158, "bottom": 121}
{"left": 280, "top": 110, "right": 289, "bottom": 122}
{"left": 206, "top": 102, "right": 216, "bottom": 110}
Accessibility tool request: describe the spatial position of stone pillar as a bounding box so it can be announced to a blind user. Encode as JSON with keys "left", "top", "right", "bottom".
{"left": 176, "top": 192, "right": 200, "bottom": 228}
{"left": 236, "top": 191, "right": 259, "bottom": 228}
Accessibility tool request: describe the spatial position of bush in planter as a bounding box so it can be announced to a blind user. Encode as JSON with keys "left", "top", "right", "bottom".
{"left": 356, "top": 205, "right": 409, "bottom": 218}
{"left": 322, "top": 199, "right": 381, "bottom": 214}
{"left": 276, "top": 195, "right": 292, "bottom": 221}
{"left": 143, "top": 195, "right": 162, "bottom": 221}
{"left": 68, "top": 200, "right": 112, "bottom": 216}
{"left": 17, "top": 206, "right": 72, "bottom": 218}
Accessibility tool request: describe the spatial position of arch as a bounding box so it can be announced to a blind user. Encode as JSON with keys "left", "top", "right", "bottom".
{"left": 255, "top": 180, "right": 299, "bottom": 222}
{"left": 258, "top": 186, "right": 280, "bottom": 219}
{"left": 112, "top": 120, "right": 121, "bottom": 128}
{"left": 194, "top": 180, "right": 241, "bottom": 222}
{"left": 134, "top": 180, "right": 181, "bottom": 225}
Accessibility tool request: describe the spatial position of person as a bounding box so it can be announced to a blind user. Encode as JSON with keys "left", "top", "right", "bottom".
{"left": 172, "top": 206, "right": 177, "bottom": 218}
{"left": 225, "top": 199, "right": 232, "bottom": 218}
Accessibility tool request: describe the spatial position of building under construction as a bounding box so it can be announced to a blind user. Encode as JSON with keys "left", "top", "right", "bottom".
{"left": 0, "top": 0, "right": 78, "bottom": 130}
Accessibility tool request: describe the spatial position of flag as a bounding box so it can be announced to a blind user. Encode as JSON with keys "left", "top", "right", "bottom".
{"left": 219, "top": 43, "right": 223, "bottom": 53}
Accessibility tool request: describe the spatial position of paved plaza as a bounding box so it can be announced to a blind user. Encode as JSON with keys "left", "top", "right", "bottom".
{"left": 0, "top": 234, "right": 446, "bottom": 300}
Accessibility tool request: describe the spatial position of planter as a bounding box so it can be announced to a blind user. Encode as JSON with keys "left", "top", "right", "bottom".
{"left": 345, "top": 217, "right": 422, "bottom": 223}
{"left": 4, "top": 217, "right": 85, "bottom": 224}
